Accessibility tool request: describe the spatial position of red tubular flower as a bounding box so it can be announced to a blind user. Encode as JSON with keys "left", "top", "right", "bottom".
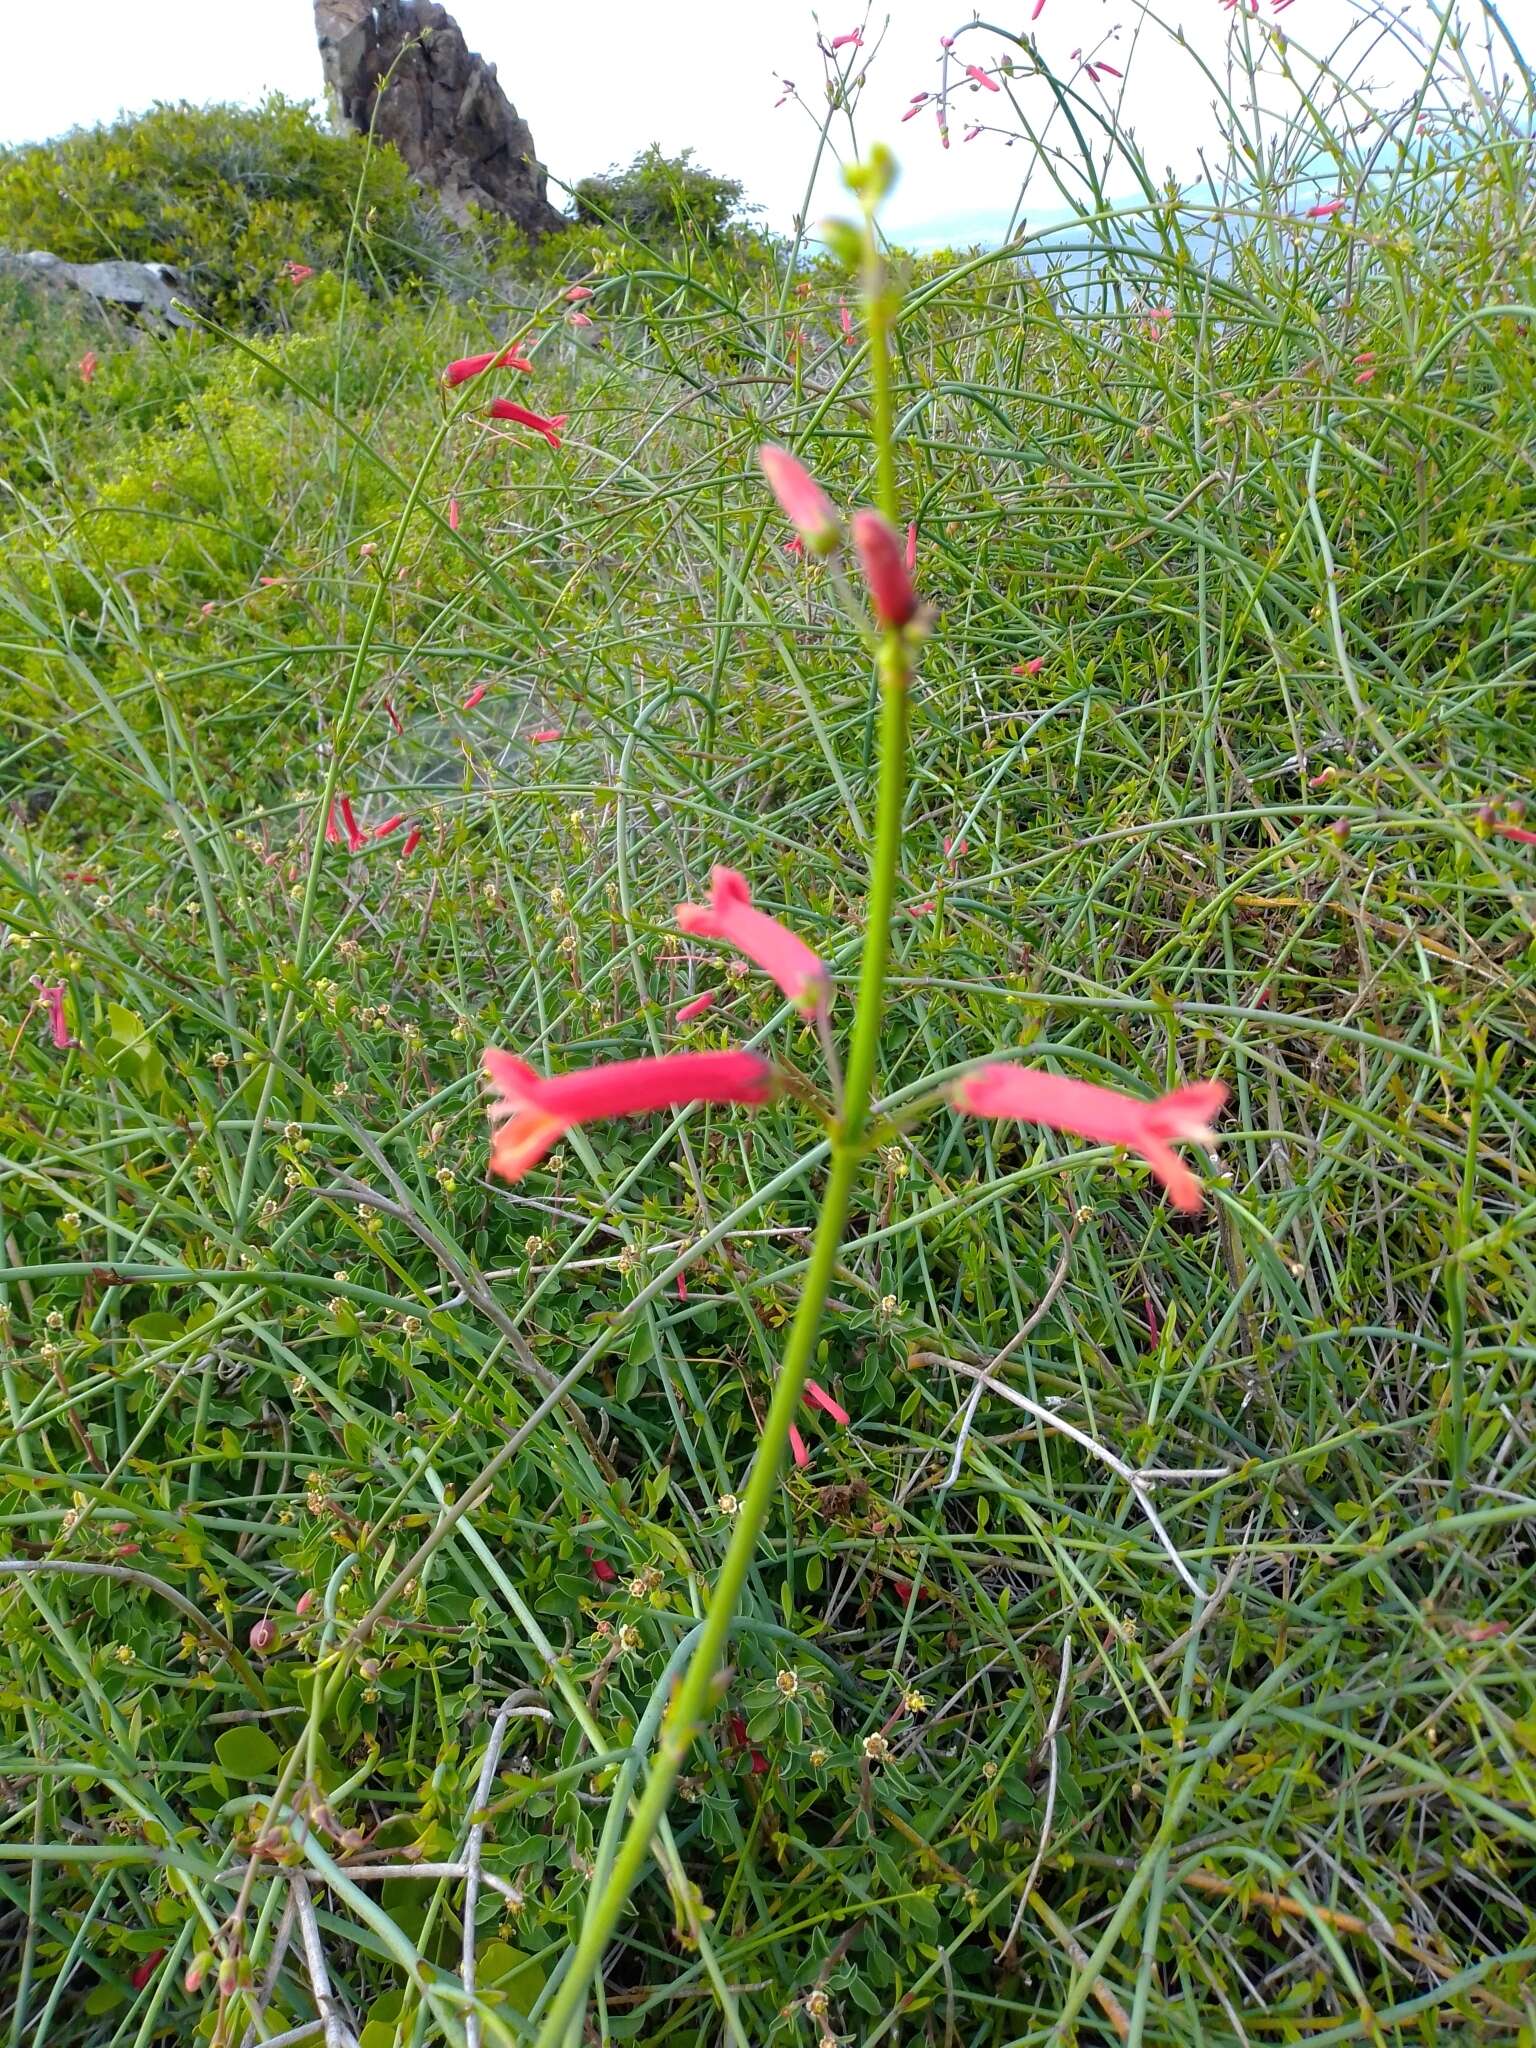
{"left": 839, "top": 300, "right": 855, "bottom": 341}
{"left": 487, "top": 399, "right": 568, "bottom": 449}
{"left": 372, "top": 815, "right": 406, "bottom": 840}
{"left": 448, "top": 496, "right": 461, "bottom": 531}
{"left": 804, "top": 1380, "right": 850, "bottom": 1425}
{"left": 1497, "top": 823, "right": 1536, "bottom": 846}
{"left": 565, "top": 284, "right": 594, "bottom": 302}
{"left": 1013, "top": 656, "right": 1046, "bottom": 675}
{"left": 952, "top": 1068, "right": 1228, "bottom": 1212}
{"left": 831, "top": 28, "right": 864, "bottom": 50}
{"left": 851, "top": 508, "right": 919, "bottom": 626}
{"left": 676, "top": 1271, "right": 688, "bottom": 1301}
{"left": 676, "top": 866, "right": 829, "bottom": 1014}
{"left": 530, "top": 727, "right": 562, "bottom": 743}
{"left": 443, "top": 345, "right": 533, "bottom": 387}
{"left": 463, "top": 684, "right": 489, "bottom": 710}
{"left": 484, "top": 1047, "right": 777, "bottom": 1182}
{"left": 788, "top": 1424, "right": 811, "bottom": 1469}
{"left": 281, "top": 261, "right": 315, "bottom": 284}
{"left": 902, "top": 103, "right": 923, "bottom": 121}
{"left": 727, "top": 1711, "right": 769, "bottom": 1772}
{"left": 589, "top": 1551, "right": 617, "bottom": 1584}
{"left": 1098, "top": 60, "right": 1122, "bottom": 76}
{"left": 34, "top": 981, "right": 74, "bottom": 1050}
{"left": 1032, "top": 0, "right": 1047, "bottom": 17}
{"left": 783, "top": 535, "right": 805, "bottom": 558}
{"left": 1306, "top": 198, "right": 1345, "bottom": 218}
{"left": 676, "top": 990, "right": 717, "bottom": 1022}
{"left": 384, "top": 697, "right": 403, "bottom": 735}
{"left": 757, "top": 444, "right": 841, "bottom": 554}
{"left": 904, "top": 520, "right": 918, "bottom": 573}
{"left": 568, "top": 311, "right": 594, "bottom": 329}
{"left": 401, "top": 826, "right": 423, "bottom": 857}
{"left": 966, "top": 64, "right": 1000, "bottom": 90}
{"left": 326, "top": 797, "right": 367, "bottom": 852}
{"left": 78, "top": 351, "right": 98, "bottom": 383}
{"left": 964, "top": 126, "right": 983, "bottom": 142}
{"left": 130, "top": 1951, "right": 166, "bottom": 1991}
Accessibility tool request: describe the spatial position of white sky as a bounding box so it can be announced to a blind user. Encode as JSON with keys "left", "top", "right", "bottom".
{"left": 2, "top": 2, "right": 1528, "bottom": 245}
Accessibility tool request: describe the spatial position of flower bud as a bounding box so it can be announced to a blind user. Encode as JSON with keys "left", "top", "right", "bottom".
{"left": 248, "top": 1617, "right": 277, "bottom": 1653}
{"left": 185, "top": 1952, "right": 211, "bottom": 1995}
{"left": 757, "top": 444, "right": 841, "bottom": 554}
{"left": 851, "top": 509, "right": 918, "bottom": 626}
{"left": 844, "top": 143, "right": 898, "bottom": 203}
{"left": 818, "top": 217, "right": 863, "bottom": 269}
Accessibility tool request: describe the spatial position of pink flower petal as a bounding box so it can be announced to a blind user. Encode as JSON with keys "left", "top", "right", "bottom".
{"left": 953, "top": 1069, "right": 1228, "bottom": 1212}
{"left": 484, "top": 1048, "right": 778, "bottom": 1182}
{"left": 487, "top": 399, "right": 567, "bottom": 449}
{"left": 443, "top": 345, "right": 533, "bottom": 387}
{"left": 804, "top": 1379, "right": 850, "bottom": 1425}
{"left": 676, "top": 866, "right": 829, "bottom": 1014}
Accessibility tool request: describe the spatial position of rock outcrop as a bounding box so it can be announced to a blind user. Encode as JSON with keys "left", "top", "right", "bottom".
{"left": 0, "top": 251, "right": 193, "bottom": 326}
{"left": 314, "top": 1, "right": 565, "bottom": 237}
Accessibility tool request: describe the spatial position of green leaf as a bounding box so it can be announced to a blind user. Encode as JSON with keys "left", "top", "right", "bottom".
{"left": 479, "top": 1941, "right": 546, "bottom": 2011}
{"left": 129, "top": 1312, "right": 182, "bottom": 1346}
{"left": 214, "top": 1726, "right": 279, "bottom": 1776}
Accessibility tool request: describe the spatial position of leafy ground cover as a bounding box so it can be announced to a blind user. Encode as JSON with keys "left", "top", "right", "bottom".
{"left": 1, "top": 7, "right": 1534, "bottom": 2044}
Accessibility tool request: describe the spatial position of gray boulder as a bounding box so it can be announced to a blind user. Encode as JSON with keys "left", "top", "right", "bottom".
{"left": 0, "top": 250, "right": 194, "bottom": 326}
{"left": 314, "top": 1, "right": 565, "bottom": 237}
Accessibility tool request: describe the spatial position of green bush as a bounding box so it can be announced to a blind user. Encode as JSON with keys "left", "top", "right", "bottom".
{"left": 0, "top": 96, "right": 458, "bottom": 328}
{"left": 573, "top": 145, "right": 751, "bottom": 245}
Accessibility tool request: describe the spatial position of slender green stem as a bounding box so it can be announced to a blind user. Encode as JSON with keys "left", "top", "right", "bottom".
{"left": 530, "top": 170, "right": 913, "bottom": 2048}
{"left": 842, "top": 636, "right": 908, "bottom": 1143}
